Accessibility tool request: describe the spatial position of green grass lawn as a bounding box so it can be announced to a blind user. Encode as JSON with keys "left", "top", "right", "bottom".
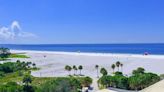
{"left": 9, "top": 54, "right": 30, "bottom": 58}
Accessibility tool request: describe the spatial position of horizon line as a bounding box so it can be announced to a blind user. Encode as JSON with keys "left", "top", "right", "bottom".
{"left": 0, "top": 43, "right": 164, "bottom": 45}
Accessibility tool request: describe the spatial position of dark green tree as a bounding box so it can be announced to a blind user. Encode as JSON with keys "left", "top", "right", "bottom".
{"left": 132, "top": 67, "right": 145, "bottom": 75}
{"left": 73, "top": 65, "right": 77, "bottom": 75}
{"left": 120, "top": 63, "right": 123, "bottom": 72}
{"left": 78, "top": 65, "right": 83, "bottom": 75}
{"left": 65, "top": 65, "right": 72, "bottom": 75}
{"left": 100, "top": 68, "right": 108, "bottom": 76}
{"left": 0, "top": 47, "right": 10, "bottom": 60}
{"left": 23, "top": 74, "right": 32, "bottom": 86}
{"left": 98, "top": 75, "right": 111, "bottom": 88}
{"left": 111, "top": 64, "right": 116, "bottom": 73}
{"left": 23, "top": 74, "right": 34, "bottom": 92}
{"left": 116, "top": 61, "right": 120, "bottom": 71}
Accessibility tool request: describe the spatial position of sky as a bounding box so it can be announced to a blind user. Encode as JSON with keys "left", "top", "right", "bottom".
{"left": 0, "top": 0, "right": 163, "bottom": 44}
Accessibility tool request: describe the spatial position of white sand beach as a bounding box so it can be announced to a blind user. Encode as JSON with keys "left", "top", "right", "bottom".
{"left": 5, "top": 50, "right": 164, "bottom": 92}
{"left": 8, "top": 50, "right": 164, "bottom": 77}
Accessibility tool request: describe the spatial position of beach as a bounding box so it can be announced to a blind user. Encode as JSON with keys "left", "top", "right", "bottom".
{"left": 9, "top": 50, "right": 164, "bottom": 78}
{"left": 0, "top": 50, "right": 162, "bottom": 92}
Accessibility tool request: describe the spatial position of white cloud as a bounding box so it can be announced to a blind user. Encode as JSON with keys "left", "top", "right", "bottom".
{"left": 11, "top": 21, "right": 21, "bottom": 31}
{"left": 0, "top": 21, "right": 37, "bottom": 41}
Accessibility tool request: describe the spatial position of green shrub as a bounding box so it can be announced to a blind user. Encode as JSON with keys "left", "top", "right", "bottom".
{"left": 100, "top": 68, "right": 108, "bottom": 76}
{"left": 0, "top": 82, "right": 23, "bottom": 92}
{"left": 98, "top": 75, "right": 111, "bottom": 88}
{"left": 38, "top": 77, "right": 82, "bottom": 92}
{"left": 0, "top": 61, "right": 32, "bottom": 74}
{"left": 113, "top": 75, "right": 128, "bottom": 89}
{"left": 0, "top": 71, "right": 4, "bottom": 77}
{"left": 128, "top": 73, "right": 160, "bottom": 90}
{"left": 80, "top": 76, "right": 92, "bottom": 87}
{"left": 98, "top": 67, "right": 160, "bottom": 91}
{"left": 114, "top": 72, "right": 123, "bottom": 76}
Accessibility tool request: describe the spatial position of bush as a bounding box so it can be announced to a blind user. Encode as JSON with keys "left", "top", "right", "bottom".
{"left": 100, "top": 68, "right": 108, "bottom": 76}
{"left": 0, "top": 47, "right": 10, "bottom": 60}
{"left": 0, "top": 71, "right": 4, "bottom": 77}
{"left": 98, "top": 75, "right": 111, "bottom": 88}
{"left": 113, "top": 75, "right": 128, "bottom": 89}
{"left": 114, "top": 72, "right": 123, "bottom": 76}
{"left": 128, "top": 73, "right": 160, "bottom": 90}
{"left": 0, "top": 61, "right": 32, "bottom": 74}
{"left": 80, "top": 76, "right": 92, "bottom": 87}
{"left": 0, "top": 82, "right": 23, "bottom": 92}
{"left": 23, "top": 85, "right": 35, "bottom": 92}
{"left": 98, "top": 75, "right": 128, "bottom": 89}
{"left": 38, "top": 77, "right": 82, "bottom": 92}
{"left": 132, "top": 67, "right": 145, "bottom": 75}
{"left": 98, "top": 67, "right": 160, "bottom": 91}
{"left": 0, "top": 62, "right": 15, "bottom": 73}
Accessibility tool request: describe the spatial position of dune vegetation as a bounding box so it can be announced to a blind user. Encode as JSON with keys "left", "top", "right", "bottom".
{"left": 9, "top": 54, "right": 30, "bottom": 58}
{"left": 0, "top": 60, "right": 93, "bottom": 92}
{"left": 0, "top": 47, "right": 29, "bottom": 61}
{"left": 98, "top": 61, "right": 161, "bottom": 91}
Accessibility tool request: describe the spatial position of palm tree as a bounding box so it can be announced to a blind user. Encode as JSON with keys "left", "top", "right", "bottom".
{"left": 78, "top": 65, "right": 83, "bottom": 75}
{"left": 100, "top": 68, "right": 108, "bottom": 76}
{"left": 26, "top": 62, "right": 32, "bottom": 68}
{"left": 120, "top": 63, "right": 123, "bottom": 72}
{"left": 73, "top": 65, "right": 77, "bottom": 75}
{"left": 65, "top": 65, "right": 68, "bottom": 71}
{"left": 16, "top": 60, "right": 21, "bottom": 63}
{"left": 65, "top": 65, "right": 72, "bottom": 75}
{"left": 32, "top": 63, "right": 36, "bottom": 68}
{"left": 95, "top": 65, "right": 99, "bottom": 78}
{"left": 116, "top": 61, "right": 120, "bottom": 71}
{"left": 68, "top": 66, "right": 72, "bottom": 75}
{"left": 111, "top": 64, "right": 115, "bottom": 73}
{"left": 75, "top": 66, "right": 78, "bottom": 75}
{"left": 22, "top": 61, "right": 27, "bottom": 69}
{"left": 23, "top": 74, "right": 32, "bottom": 86}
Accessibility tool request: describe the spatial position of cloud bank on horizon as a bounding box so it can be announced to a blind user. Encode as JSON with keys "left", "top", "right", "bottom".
{"left": 0, "top": 21, "right": 37, "bottom": 43}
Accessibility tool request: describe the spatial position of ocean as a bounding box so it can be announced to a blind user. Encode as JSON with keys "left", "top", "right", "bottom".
{"left": 0, "top": 44, "right": 164, "bottom": 55}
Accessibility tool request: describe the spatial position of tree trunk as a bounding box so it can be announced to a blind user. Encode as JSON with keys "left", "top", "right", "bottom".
{"left": 97, "top": 69, "right": 99, "bottom": 78}
{"left": 121, "top": 67, "right": 123, "bottom": 72}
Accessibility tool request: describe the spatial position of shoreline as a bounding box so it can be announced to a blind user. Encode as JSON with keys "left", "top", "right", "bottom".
{"left": 11, "top": 49, "right": 164, "bottom": 59}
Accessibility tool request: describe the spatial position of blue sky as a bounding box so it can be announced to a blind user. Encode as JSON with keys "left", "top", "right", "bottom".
{"left": 0, "top": 0, "right": 163, "bottom": 44}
